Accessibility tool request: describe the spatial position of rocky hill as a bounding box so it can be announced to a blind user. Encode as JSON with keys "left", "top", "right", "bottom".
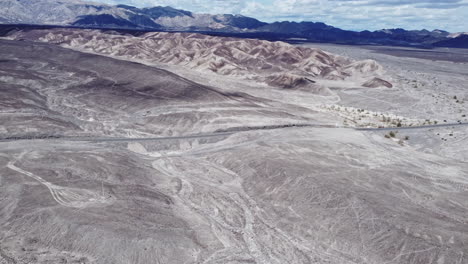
{"left": 434, "top": 34, "right": 468, "bottom": 48}
{"left": 4, "top": 28, "right": 391, "bottom": 90}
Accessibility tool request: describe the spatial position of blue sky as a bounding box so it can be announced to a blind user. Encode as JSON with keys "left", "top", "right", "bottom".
{"left": 96, "top": 0, "right": 468, "bottom": 32}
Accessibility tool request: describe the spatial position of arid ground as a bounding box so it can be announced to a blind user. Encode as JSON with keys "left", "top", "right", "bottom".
{"left": 1, "top": 33, "right": 468, "bottom": 264}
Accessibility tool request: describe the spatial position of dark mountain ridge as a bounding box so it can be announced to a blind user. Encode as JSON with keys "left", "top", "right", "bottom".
{"left": 434, "top": 35, "right": 468, "bottom": 48}
{"left": 0, "top": 0, "right": 465, "bottom": 48}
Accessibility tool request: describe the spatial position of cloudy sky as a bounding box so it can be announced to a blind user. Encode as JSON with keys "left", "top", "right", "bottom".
{"left": 96, "top": 0, "right": 468, "bottom": 32}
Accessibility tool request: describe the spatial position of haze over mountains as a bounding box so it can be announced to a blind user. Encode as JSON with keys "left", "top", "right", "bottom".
{"left": 1, "top": 0, "right": 467, "bottom": 48}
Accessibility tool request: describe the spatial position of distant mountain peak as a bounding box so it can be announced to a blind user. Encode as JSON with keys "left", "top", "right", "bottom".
{"left": 0, "top": 0, "right": 464, "bottom": 48}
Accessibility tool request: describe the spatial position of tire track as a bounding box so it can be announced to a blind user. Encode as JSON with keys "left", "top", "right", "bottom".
{"left": 7, "top": 152, "right": 112, "bottom": 208}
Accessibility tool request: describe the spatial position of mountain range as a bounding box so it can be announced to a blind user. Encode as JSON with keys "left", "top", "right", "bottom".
{"left": 1, "top": 0, "right": 467, "bottom": 48}
{"left": 4, "top": 28, "right": 393, "bottom": 91}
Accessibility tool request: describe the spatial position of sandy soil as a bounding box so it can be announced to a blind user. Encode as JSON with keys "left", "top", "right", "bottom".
{"left": 1, "top": 38, "right": 468, "bottom": 264}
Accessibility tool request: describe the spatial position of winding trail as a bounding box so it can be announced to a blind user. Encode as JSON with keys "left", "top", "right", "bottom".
{"left": 7, "top": 152, "right": 111, "bottom": 208}
{"left": 1, "top": 121, "right": 467, "bottom": 144}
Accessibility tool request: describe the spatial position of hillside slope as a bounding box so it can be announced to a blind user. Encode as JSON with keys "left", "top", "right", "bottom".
{"left": 5, "top": 28, "right": 392, "bottom": 90}
{"left": 2, "top": 39, "right": 468, "bottom": 264}
{"left": 434, "top": 35, "right": 468, "bottom": 48}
